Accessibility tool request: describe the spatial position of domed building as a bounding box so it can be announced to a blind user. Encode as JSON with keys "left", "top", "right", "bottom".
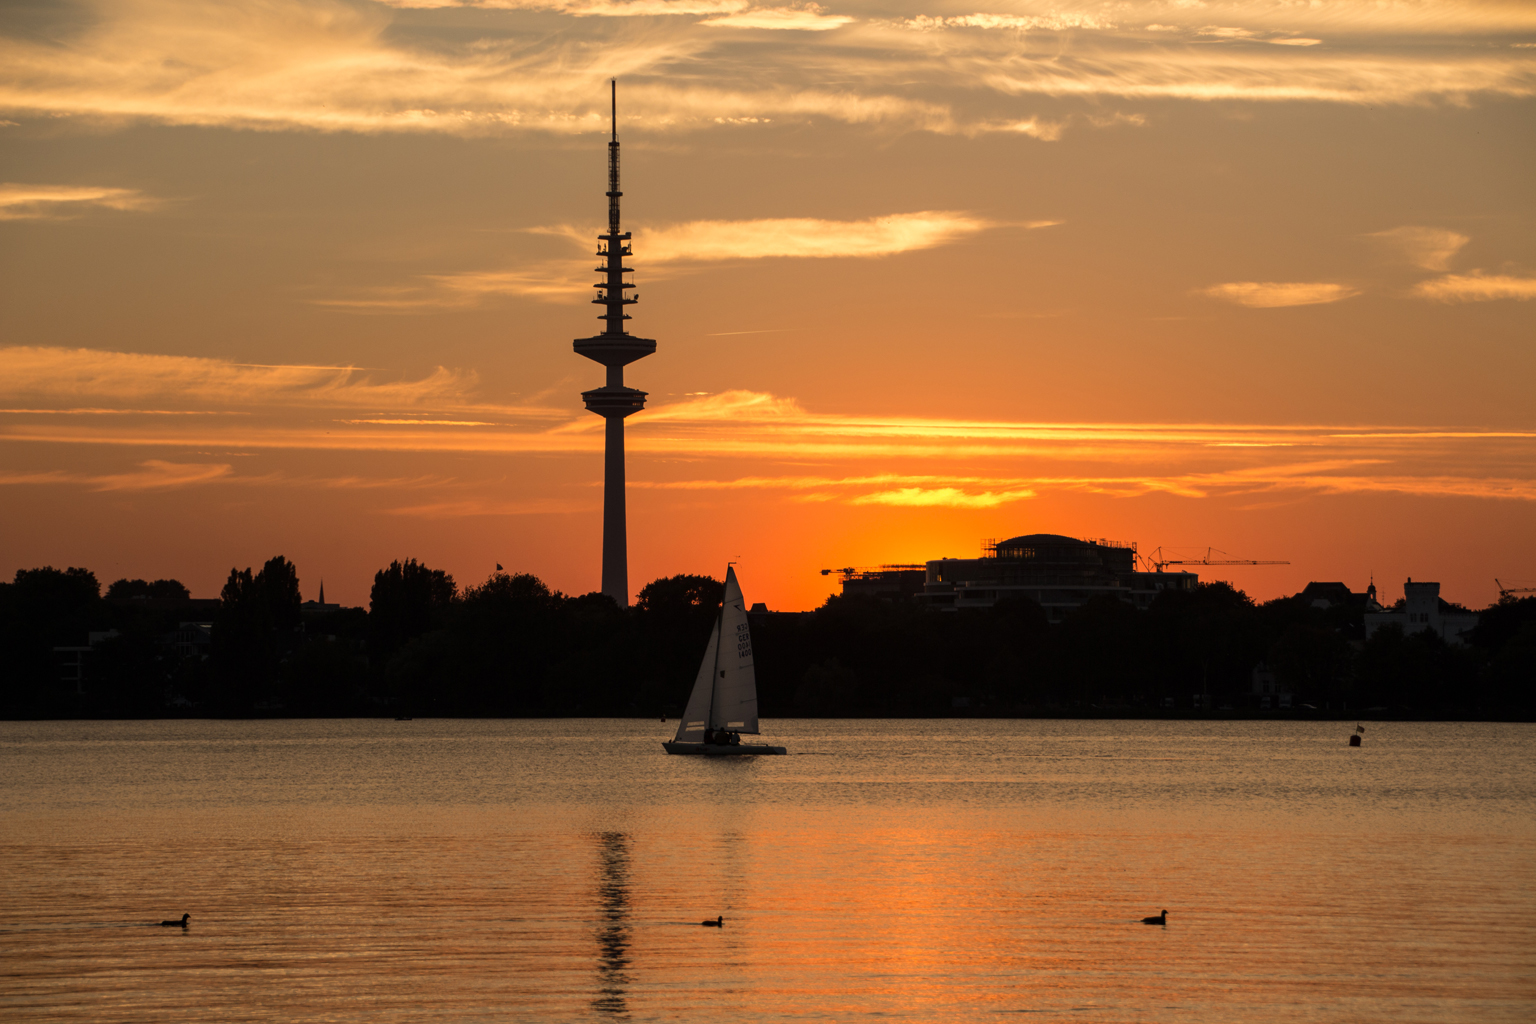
{"left": 919, "top": 534, "right": 1196, "bottom": 620}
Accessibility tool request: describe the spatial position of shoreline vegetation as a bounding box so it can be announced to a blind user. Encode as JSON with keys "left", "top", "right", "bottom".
{"left": 3, "top": 559, "right": 1533, "bottom": 722}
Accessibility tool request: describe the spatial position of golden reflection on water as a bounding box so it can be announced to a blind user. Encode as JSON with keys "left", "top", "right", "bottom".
{"left": 593, "top": 831, "right": 631, "bottom": 1016}
{"left": 0, "top": 719, "right": 1532, "bottom": 1022}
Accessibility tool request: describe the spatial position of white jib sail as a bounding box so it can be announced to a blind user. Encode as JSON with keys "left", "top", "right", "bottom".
{"left": 674, "top": 617, "right": 719, "bottom": 743}
{"left": 710, "top": 566, "right": 760, "bottom": 734}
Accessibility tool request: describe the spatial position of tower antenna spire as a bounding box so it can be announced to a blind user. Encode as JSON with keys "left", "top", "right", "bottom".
{"left": 573, "top": 79, "right": 655, "bottom": 608}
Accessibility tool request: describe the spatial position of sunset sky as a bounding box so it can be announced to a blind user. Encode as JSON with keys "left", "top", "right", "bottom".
{"left": 2, "top": 0, "right": 1533, "bottom": 611}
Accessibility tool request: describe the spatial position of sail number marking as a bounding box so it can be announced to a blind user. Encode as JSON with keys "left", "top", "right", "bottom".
{"left": 735, "top": 622, "right": 752, "bottom": 659}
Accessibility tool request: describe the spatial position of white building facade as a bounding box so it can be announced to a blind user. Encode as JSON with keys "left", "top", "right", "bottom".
{"left": 1363, "top": 579, "right": 1479, "bottom": 647}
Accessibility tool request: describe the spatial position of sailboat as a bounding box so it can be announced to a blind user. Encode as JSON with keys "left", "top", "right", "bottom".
{"left": 663, "top": 566, "right": 787, "bottom": 756}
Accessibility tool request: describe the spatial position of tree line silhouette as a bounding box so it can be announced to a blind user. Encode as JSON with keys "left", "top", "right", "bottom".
{"left": 1, "top": 558, "right": 1532, "bottom": 719}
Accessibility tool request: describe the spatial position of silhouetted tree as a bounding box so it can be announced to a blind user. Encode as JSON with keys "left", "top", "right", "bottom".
{"left": 259, "top": 556, "right": 302, "bottom": 633}
{"left": 1472, "top": 596, "right": 1536, "bottom": 654}
{"left": 1481, "top": 619, "right": 1536, "bottom": 716}
{"left": 105, "top": 578, "right": 191, "bottom": 601}
{"left": 1356, "top": 624, "right": 1477, "bottom": 712}
{"left": 210, "top": 556, "right": 303, "bottom": 710}
{"left": 1268, "top": 622, "right": 1354, "bottom": 707}
{"left": 8, "top": 554, "right": 1533, "bottom": 720}
{"left": 1054, "top": 594, "right": 1146, "bottom": 706}
{"left": 1145, "top": 581, "right": 1259, "bottom": 705}
{"left": 630, "top": 574, "right": 724, "bottom": 711}
{"left": 281, "top": 606, "right": 370, "bottom": 716}
{"left": 368, "top": 559, "right": 456, "bottom": 663}
{"left": 0, "top": 566, "right": 103, "bottom": 715}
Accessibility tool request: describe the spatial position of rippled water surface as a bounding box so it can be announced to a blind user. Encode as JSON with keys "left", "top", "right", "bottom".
{"left": 2, "top": 719, "right": 1532, "bottom": 1022}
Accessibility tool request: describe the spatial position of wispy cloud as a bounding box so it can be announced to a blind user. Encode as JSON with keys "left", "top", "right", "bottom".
{"left": 4, "top": 368, "right": 1532, "bottom": 505}
{"left": 976, "top": 117, "right": 1066, "bottom": 140}
{"left": 701, "top": 6, "right": 854, "bottom": 30}
{"left": 896, "top": 12, "right": 1114, "bottom": 32}
{"left": 531, "top": 211, "right": 1007, "bottom": 263}
{"left": 381, "top": 0, "right": 749, "bottom": 13}
{"left": 315, "top": 265, "right": 590, "bottom": 311}
{"left": 382, "top": 496, "right": 599, "bottom": 516}
{"left": 626, "top": 459, "right": 1536, "bottom": 506}
{"left": 1412, "top": 272, "right": 1536, "bottom": 302}
{"left": 0, "top": 184, "right": 157, "bottom": 220}
{"left": 1199, "top": 281, "right": 1360, "bottom": 308}
{"left": 0, "top": 346, "right": 495, "bottom": 411}
{"left": 1370, "top": 225, "right": 1470, "bottom": 271}
{"left": 89, "top": 459, "right": 233, "bottom": 491}
{"left": 333, "top": 212, "right": 1026, "bottom": 311}
{"left": 849, "top": 485, "right": 1037, "bottom": 508}
{"left": 2, "top": 0, "right": 1532, "bottom": 144}
{"left": 0, "top": 459, "right": 232, "bottom": 491}
{"left": 634, "top": 211, "right": 1007, "bottom": 261}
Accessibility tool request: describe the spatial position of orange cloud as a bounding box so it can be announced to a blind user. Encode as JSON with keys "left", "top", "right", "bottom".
{"left": 1370, "top": 226, "right": 1470, "bottom": 271}
{"left": 0, "top": 460, "right": 232, "bottom": 491}
{"left": 0, "top": 346, "right": 546, "bottom": 414}
{"left": 4, "top": 358, "right": 1533, "bottom": 508}
{"left": 89, "top": 460, "right": 233, "bottom": 491}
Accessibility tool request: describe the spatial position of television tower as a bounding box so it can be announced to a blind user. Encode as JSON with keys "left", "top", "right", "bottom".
{"left": 574, "top": 80, "right": 655, "bottom": 607}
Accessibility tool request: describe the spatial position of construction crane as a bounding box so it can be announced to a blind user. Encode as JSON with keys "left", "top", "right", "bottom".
{"left": 1495, "top": 579, "right": 1536, "bottom": 599}
{"left": 1143, "top": 547, "right": 1290, "bottom": 573}
{"left": 820, "top": 564, "right": 926, "bottom": 579}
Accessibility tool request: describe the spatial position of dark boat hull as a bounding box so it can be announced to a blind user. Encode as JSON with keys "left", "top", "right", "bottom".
{"left": 663, "top": 741, "right": 786, "bottom": 756}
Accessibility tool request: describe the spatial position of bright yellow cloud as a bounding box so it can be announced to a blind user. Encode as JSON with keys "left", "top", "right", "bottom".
{"left": 639, "top": 211, "right": 1002, "bottom": 261}
{"left": 849, "top": 486, "right": 1038, "bottom": 508}
{"left": 329, "top": 213, "right": 1021, "bottom": 311}
{"left": 1413, "top": 272, "right": 1536, "bottom": 302}
{"left": 0, "top": 183, "right": 156, "bottom": 220}
{"left": 383, "top": 0, "right": 750, "bottom": 13}
{"left": 700, "top": 6, "right": 854, "bottom": 30}
{"left": 1199, "top": 281, "right": 1360, "bottom": 307}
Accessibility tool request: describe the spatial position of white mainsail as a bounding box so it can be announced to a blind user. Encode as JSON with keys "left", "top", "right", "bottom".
{"left": 674, "top": 618, "right": 719, "bottom": 743}
{"left": 670, "top": 565, "right": 760, "bottom": 742}
{"left": 710, "top": 566, "right": 759, "bottom": 734}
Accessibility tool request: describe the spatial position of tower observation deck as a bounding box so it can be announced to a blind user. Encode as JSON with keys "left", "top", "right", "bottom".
{"left": 574, "top": 80, "right": 655, "bottom": 607}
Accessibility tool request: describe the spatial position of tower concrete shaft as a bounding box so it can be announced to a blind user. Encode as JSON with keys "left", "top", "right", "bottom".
{"left": 574, "top": 80, "right": 654, "bottom": 607}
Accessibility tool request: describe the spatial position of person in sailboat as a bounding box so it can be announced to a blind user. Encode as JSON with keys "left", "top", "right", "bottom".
{"left": 661, "top": 566, "right": 787, "bottom": 756}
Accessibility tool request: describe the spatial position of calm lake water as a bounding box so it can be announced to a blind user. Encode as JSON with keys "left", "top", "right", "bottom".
{"left": 1, "top": 719, "right": 1532, "bottom": 1022}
